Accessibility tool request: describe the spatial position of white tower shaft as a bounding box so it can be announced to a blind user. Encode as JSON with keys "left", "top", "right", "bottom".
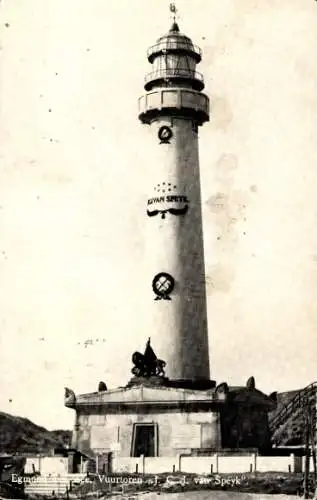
{"left": 139, "top": 22, "right": 211, "bottom": 383}
{"left": 145, "top": 116, "right": 209, "bottom": 380}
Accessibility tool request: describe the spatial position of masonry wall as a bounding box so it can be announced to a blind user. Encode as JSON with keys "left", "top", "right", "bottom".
{"left": 74, "top": 408, "right": 221, "bottom": 458}
{"left": 220, "top": 404, "right": 271, "bottom": 451}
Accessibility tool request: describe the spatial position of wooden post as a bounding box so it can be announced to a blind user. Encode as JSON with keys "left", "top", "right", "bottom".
{"left": 304, "top": 407, "right": 310, "bottom": 499}
{"left": 290, "top": 454, "right": 295, "bottom": 474}
{"left": 177, "top": 454, "right": 181, "bottom": 473}
{"left": 310, "top": 408, "right": 317, "bottom": 483}
{"left": 312, "top": 389, "right": 317, "bottom": 498}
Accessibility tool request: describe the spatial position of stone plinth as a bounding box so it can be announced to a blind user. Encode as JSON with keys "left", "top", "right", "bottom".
{"left": 66, "top": 384, "right": 225, "bottom": 457}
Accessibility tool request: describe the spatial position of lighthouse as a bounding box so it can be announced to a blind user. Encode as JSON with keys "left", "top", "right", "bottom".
{"left": 138, "top": 19, "right": 211, "bottom": 383}
{"left": 65, "top": 11, "right": 277, "bottom": 464}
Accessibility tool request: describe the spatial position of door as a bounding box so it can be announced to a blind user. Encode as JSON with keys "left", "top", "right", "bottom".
{"left": 132, "top": 424, "right": 157, "bottom": 457}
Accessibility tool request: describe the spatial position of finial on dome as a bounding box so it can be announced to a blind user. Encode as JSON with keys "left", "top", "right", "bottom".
{"left": 169, "top": 22, "right": 180, "bottom": 33}
{"left": 169, "top": 2, "right": 178, "bottom": 26}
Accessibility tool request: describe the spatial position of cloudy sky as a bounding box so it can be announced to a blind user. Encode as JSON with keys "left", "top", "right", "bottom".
{"left": 1, "top": 0, "right": 317, "bottom": 430}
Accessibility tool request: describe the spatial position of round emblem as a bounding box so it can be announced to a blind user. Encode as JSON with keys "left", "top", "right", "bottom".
{"left": 152, "top": 272, "right": 175, "bottom": 300}
{"left": 158, "top": 126, "right": 173, "bottom": 143}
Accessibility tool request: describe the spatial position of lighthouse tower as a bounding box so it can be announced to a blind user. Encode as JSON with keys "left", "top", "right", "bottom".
{"left": 138, "top": 19, "right": 211, "bottom": 383}
{"left": 65, "top": 12, "right": 277, "bottom": 460}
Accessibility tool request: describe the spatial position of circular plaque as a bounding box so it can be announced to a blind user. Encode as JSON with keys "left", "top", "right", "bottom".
{"left": 152, "top": 272, "right": 175, "bottom": 299}
{"left": 158, "top": 125, "right": 173, "bottom": 143}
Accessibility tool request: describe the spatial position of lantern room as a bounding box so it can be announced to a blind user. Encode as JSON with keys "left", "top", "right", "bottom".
{"left": 144, "top": 22, "right": 205, "bottom": 92}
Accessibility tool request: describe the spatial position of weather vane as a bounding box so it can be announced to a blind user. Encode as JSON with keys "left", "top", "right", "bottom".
{"left": 169, "top": 2, "right": 178, "bottom": 23}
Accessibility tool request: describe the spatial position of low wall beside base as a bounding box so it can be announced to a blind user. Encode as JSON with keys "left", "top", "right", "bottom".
{"left": 109, "top": 453, "right": 301, "bottom": 474}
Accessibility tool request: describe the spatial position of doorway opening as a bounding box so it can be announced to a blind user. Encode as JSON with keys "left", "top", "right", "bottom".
{"left": 131, "top": 423, "right": 157, "bottom": 457}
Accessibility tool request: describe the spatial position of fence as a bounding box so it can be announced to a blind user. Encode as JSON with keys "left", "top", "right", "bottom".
{"left": 21, "top": 453, "right": 308, "bottom": 495}
{"left": 111, "top": 453, "right": 302, "bottom": 474}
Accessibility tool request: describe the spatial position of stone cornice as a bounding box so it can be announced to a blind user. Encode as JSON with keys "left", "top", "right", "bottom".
{"left": 65, "top": 385, "right": 226, "bottom": 409}
{"left": 64, "top": 384, "right": 276, "bottom": 411}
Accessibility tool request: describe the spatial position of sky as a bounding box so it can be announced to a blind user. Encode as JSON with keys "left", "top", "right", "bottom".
{"left": 1, "top": 0, "right": 317, "bottom": 430}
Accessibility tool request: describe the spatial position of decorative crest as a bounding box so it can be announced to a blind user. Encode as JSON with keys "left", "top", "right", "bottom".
{"left": 131, "top": 338, "right": 166, "bottom": 378}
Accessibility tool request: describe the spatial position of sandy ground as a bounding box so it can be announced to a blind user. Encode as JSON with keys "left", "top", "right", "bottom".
{"left": 109, "top": 492, "right": 299, "bottom": 500}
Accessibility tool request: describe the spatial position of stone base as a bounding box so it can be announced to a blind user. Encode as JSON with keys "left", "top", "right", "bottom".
{"left": 126, "top": 376, "right": 216, "bottom": 390}
{"left": 126, "top": 376, "right": 169, "bottom": 388}
{"left": 166, "top": 379, "right": 217, "bottom": 390}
